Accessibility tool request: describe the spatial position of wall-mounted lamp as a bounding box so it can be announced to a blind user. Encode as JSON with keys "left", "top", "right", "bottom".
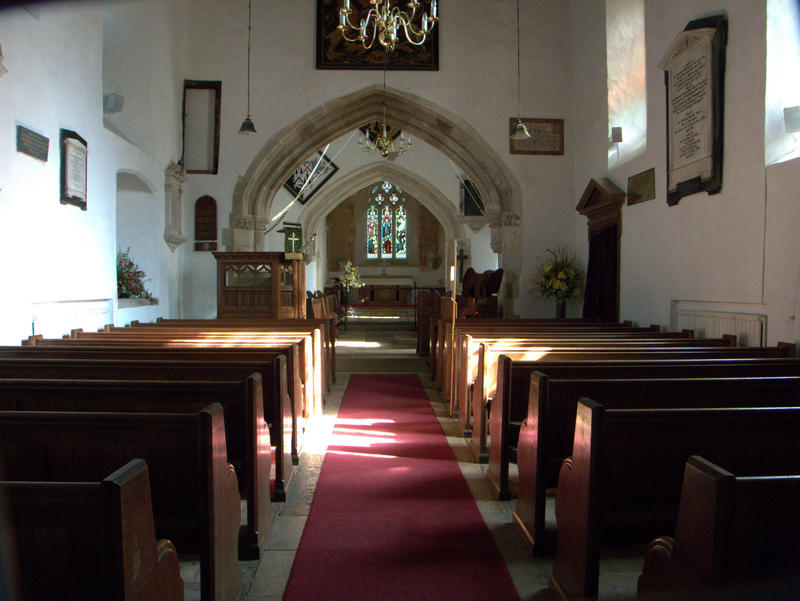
{"left": 610, "top": 126, "right": 623, "bottom": 144}
{"left": 783, "top": 106, "right": 800, "bottom": 134}
{"left": 103, "top": 93, "right": 124, "bottom": 113}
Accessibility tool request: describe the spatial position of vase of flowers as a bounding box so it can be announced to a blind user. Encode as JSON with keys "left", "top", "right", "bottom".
{"left": 529, "top": 246, "right": 584, "bottom": 317}
{"left": 342, "top": 260, "right": 363, "bottom": 306}
{"left": 117, "top": 248, "right": 153, "bottom": 301}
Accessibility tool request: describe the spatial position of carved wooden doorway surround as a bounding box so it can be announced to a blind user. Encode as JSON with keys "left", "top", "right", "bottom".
{"left": 576, "top": 179, "right": 626, "bottom": 322}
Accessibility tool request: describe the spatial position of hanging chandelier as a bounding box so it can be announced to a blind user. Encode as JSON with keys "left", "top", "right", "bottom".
{"left": 338, "top": 0, "right": 438, "bottom": 53}
{"left": 359, "top": 120, "right": 411, "bottom": 158}
{"left": 358, "top": 68, "right": 411, "bottom": 159}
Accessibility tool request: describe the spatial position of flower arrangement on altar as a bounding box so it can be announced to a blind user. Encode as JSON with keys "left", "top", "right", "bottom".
{"left": 530, "top": 246, "right": 584, "bottom": 301}
{"left": 117, "top": 248, "right": 153, "bottom": 300}
{"left": 342, "top": 260, "right": 364, "bottom": 289}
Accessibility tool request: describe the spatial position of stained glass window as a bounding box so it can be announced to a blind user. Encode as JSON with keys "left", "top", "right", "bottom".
{"left": 365, "top": 180, "right": 408, "bottom": 261}
{"left": 395, "top": 206, "right": 407, "bottom": 259}
{"left": 366, "top": 205, "right": 378, "bottom": 259}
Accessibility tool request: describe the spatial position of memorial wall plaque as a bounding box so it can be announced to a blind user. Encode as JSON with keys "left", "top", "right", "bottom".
{"left": 60, "top": 129, "right": 88, "bottom": 210}
{"left": 627, "top": 168, "right": 656, "bottom": 206}
{"left": 658, "top": 15, "right": 727, "bottom": 206}
{"left": 509, "top": 118, "right": 564, "bottom": 155}
{"left": 16, "top": 126, "right": 49, "bottom": 162}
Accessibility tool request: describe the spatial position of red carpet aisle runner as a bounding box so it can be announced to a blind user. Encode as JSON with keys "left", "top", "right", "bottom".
{"left": 283, "top": 373, "right": 521, "bottom": 601}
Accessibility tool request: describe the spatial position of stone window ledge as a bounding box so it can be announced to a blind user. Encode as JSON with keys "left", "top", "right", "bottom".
{"left": 118, "top": 297, "right": 159, "bottom": 309}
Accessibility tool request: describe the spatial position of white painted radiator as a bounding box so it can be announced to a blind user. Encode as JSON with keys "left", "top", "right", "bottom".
{"left": 676, "top": 310, "right": 767, "bottom": 347}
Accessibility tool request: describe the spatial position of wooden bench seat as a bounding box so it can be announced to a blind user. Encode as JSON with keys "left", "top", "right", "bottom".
{"left": 0, "top": 355, "right": 293, "bottom": 502}
{"left": 467, "top": 342, "right": 796, "bottom": 463}
{"left": 636, "top": 455, "right": 800, "bottom": 601}
{"left": 145, "top": 316, "right": 336, "bottom": 387}
{"left": 452, "top": 330, "right": 730, "bottom": 430}
{"left": 38, "top": 327, "right": 321, "bottom": 419}
{"left": 0, "top": 374, "right": 272, "bottom": 558}
{"left": 550, "top": 401, "right": 800, "bottom": 601}
{"left": 506, "top": 362, "right": 800, "bottom": 551}
{"left": 429, "top": 317, "right": 637, "bottom": 381}
{"left": 1, "top": 458, "right": 183, "bottom": 601}
{"left": 1, "top": 343, "right": 310, "bottom": 466}
{"left": 0, "top": 404, "right": 243, "bottom": 601}
{"left": 491, "top": 371, "right": 800, "bottom": 501}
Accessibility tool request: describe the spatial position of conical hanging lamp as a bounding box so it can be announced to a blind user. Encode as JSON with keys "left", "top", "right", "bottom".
{"left": 239, "top": 0, "right": 257, "bottom": 134}
{"left": 510, "top": 0, "right": 530, "bottom": 141}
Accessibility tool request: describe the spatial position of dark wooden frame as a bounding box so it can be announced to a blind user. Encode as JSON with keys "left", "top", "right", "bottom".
{"left": 59, "top": 129, "right": 87, "bottom": 210}
{"left": 283, "top": 151, "right": 338, "bottom": 204}
{"left": 663, "top": 16, "right": 727, "bottom": 206}
{"left": 509, "top": 118, "right": 564, "bottom": 155}
{"left": 315, "top": 0, "right": 439, "bottom": 70}
{"left": 182, "top": 80, "right": 221, "bottom": 175}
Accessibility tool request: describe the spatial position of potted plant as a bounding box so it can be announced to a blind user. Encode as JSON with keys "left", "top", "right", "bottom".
{"left": 117, "top": 248, "right": 154, "bottom": 301}
{"left": 529, "top": 246, "right": 584, "bottom": 318}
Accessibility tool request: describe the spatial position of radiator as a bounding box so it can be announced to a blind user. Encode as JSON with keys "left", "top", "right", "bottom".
{"left": 676, "top": 310, "right": 767, "bottom": 347}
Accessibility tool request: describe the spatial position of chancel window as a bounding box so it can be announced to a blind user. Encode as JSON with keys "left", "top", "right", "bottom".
{"left": 366, "top": 180, "right": 407, "bottom": 260}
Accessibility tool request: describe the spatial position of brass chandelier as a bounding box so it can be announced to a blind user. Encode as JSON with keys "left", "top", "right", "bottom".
{"left": 338, "top": 0, "right": 438, "bottom": 53}
{"left": 358, "top": 68, "right": 411, "bottom": 160}
{"left": 359, "top": 120, "right": 412, "bottom": 159}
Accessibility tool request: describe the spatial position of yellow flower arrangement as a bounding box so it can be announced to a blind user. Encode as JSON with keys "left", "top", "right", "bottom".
{"left": 530, "top": 246, "right": 584, "bottom": 301}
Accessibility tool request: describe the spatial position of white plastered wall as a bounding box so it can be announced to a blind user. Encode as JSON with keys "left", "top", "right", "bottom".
{"left": 0, "top": 1, "right": 187, "bottom": 344}
{"left": 569, "top": 0, "right": 800, "bottom": 345}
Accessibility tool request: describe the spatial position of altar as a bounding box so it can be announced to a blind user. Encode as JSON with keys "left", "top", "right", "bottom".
{"left": 357, "top": 277, "right": 415, "bottom": 306}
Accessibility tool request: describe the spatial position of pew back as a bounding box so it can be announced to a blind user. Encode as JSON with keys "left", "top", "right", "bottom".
{"left": 1, "top": 459, "right": 183, "bottom": 601}
{"left": 0, "top": 404, "right": 243, "bottom": 601}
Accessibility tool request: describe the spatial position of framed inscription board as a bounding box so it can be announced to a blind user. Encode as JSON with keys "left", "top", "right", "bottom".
{"left": 658, "top": 15, "right": 727, "bottom": 206}
{"left": 316, "top": 0, "right": 439, "bottom": 70}
{"left": 283, "top": 151, "right": 338, "bottom": 204}
{"left": 509, "top": 118, "right": 564, "bottom": 155}
{"left": 60, "top": 129, "right": 88, "bottom": 210}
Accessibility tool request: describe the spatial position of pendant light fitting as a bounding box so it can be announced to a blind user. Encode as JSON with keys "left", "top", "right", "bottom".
{"left": 239, "top": 0, "right": 256, "bottom": 135}
{"left": 511, "top": 0, "right": 530, "bottom": 141}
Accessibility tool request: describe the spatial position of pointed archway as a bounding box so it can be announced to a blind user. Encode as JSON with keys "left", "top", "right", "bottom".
{"left": 228, "top": 85, "right": 522, "bottom": 313}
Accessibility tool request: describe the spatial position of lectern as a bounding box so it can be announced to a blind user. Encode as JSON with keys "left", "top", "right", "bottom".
{"left": 213, "top": 252, "right": 306, "bottom": 319}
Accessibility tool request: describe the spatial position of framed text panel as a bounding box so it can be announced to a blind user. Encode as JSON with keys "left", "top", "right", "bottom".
{"left": 658, "top": 15, "right": 727, "bottom": 206}
{"left": 60, "top": 129, "right": 87, "bottom": 210}
{"left": 509, "top": 118, "right": 564, "bottom": 155}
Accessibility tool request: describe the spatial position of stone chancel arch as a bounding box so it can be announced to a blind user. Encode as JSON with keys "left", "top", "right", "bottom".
{"left": 229, "top": 85, "right": 522, "bottom": 312}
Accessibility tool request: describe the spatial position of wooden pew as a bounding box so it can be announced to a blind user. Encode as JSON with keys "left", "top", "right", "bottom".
{"left": 637, "top": 455, "right": 800, "bottom": 601}
{"left": 491, "top": 370, "right": 800, "bottom": 501}
{"left": 0, "top": 404, "right": 243, "bottom": 601}
{"left": 508, "top": 362, "right": 800, "bottom": 551}
{"left": 3, "top": 343, "right": 309, "bottom": 466}
{"left": 453, "top": 329, "right": 724, "bottom": 431}
{"left": 50, "top": 326, "right": 320, "bottom": 419}
{"left": 550, "top": 400, "right": 800, "bottom": 601}
{"left": 148, "top": 316, "right": 336, "bottom": 387}
{"left": 0, "top": 374, "right": 272, "bottom": 558}
{"left": 430, "top": 318, "right": 637, "bottom": 385}
{"left": 0, "top": 458, "right": 184, "bottom": 601}
{"left": 0, "top": 356, "right": 293, "bottom": 502}
{"left": 468, "top": 342, "right": 796, "bottom": 463}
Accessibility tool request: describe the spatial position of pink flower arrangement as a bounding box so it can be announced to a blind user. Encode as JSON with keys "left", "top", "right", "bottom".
{"left": 117, "top": 248, "right": 153, "bottom": 300}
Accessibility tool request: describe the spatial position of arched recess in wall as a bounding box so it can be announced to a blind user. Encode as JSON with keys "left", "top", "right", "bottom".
{"left": 194, "top": 195, "right": 218, "bottom": 251}
{"left": 228, "top": 85, "right": 523, "bottom": 307}
{"left": 116, "top": 170, "right": 158, "bottom": 294}
{"left": 300, "top": 163, "right": 465, "bottom": 286}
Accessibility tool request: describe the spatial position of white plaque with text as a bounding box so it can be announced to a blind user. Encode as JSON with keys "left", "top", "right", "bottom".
{"left": 659, "top": 28, "right": 715, "bottom": 192}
